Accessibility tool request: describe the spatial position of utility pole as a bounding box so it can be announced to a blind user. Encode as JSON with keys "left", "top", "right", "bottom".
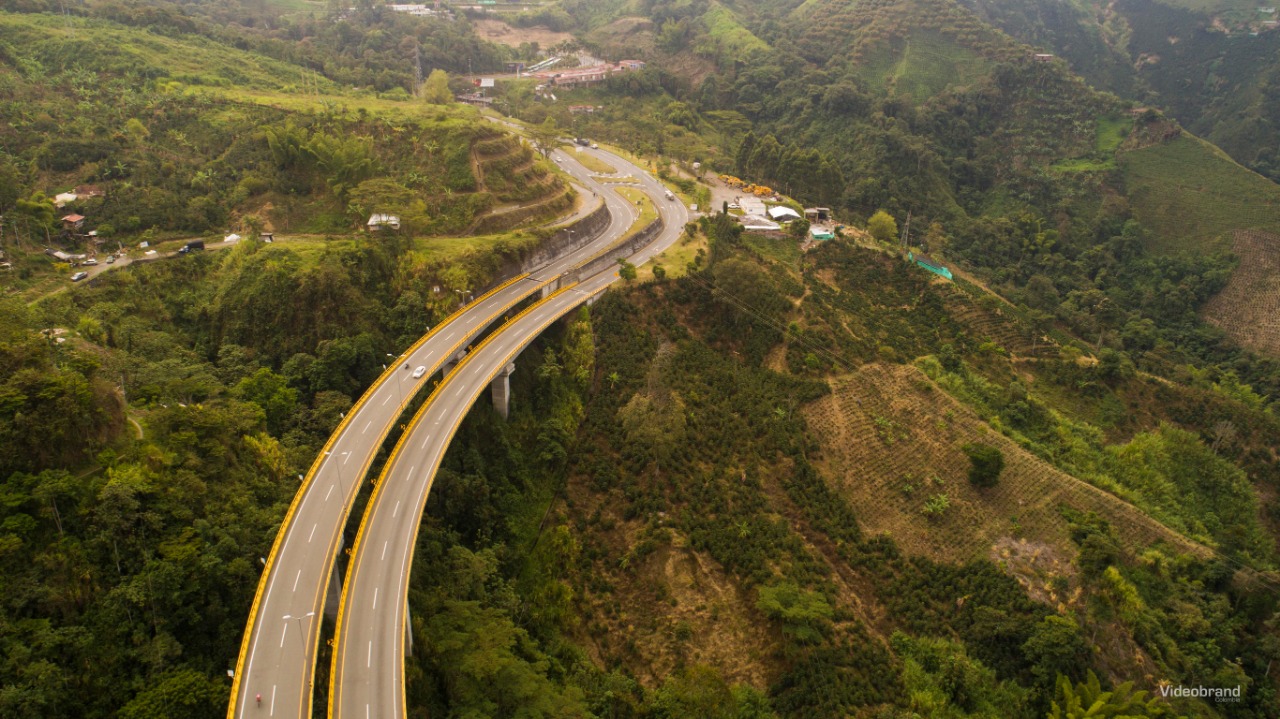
{"left": 902, "top": 209, "right": 912, "bottom": 251}
{"left": 413, "top": 43, "right": 422, "bottom": 96}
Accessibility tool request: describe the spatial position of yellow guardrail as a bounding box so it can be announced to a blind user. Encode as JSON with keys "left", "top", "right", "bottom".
{"left": 227, "top": 272, "right": 538, "bottom": 718}
{"left": 566, "top": 187, "right": 666, "bottom": 278}
{"left": 328, "top": 282, "right": 582, "bottom": 718}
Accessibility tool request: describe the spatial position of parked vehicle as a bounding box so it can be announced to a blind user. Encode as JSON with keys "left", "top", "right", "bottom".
{"left": 71, "top": 271, "right": 88, "bottom": 281}
{"left": 178, "top": 240, "right": 205, "bottom": 254}
{"left": 106, "top": 256, "right": 116, "bottom": 264}
{"left": 83, "top": 258, "right": 98, "bottom": 266}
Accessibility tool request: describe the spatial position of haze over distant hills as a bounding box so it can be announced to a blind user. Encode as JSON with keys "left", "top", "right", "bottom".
{"left": 2, "top": 1, "right": 1280, "bottom": 718}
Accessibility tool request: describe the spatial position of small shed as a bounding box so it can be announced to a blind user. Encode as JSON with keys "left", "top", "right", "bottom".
{"left": 805, "top": 207, "right": 832, "bottom": 222}
{"left": 768, "top": 206, "right": 802, "bottom": 222}
{"left": 367, "top": 214, "right": 402, "bottom": 231}
{"left": 809, "top": 226, "right": 835, "bottom": 241}
{"left": 739, "top": 214, "right": 781, "bottom": 232}
{"left": 61, "top": 214, "right": 86, "bottom": 230}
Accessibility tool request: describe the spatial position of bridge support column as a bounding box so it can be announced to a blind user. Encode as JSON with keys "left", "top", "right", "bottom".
{"left": 491, "top": 363, "right": 516, "bottom": 420}
{"left": 325, "top": 534, "right": 344, "bottom": 621}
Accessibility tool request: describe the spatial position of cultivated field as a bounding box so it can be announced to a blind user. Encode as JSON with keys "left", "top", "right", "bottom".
{"left": 803, "top": 363, "right": 1208, "bottom": 568}
{"left": 1120, "top": 134, "right": 1280, "bottom": 254}
{"left": 1203, "top": 229, "right": 1280, "bottom": 358}
{"left": 473, "top": 18, "right": 575, "bottom": 48}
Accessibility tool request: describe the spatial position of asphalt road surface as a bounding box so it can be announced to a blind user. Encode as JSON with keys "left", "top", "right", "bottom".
{"left": 329, "top": 147, "right": 688, "bottom": 718}
{"left": 229, "top": 145, "right": 652, "bottom": 719}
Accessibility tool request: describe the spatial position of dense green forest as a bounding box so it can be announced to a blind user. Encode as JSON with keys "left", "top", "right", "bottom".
{"left": 3, "top": 0, "right": 1280, "bottom": 717}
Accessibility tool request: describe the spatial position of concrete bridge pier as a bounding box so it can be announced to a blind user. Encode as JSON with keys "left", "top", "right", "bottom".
{"left": 491, "top": 363, "right": 517, "bottom": 420}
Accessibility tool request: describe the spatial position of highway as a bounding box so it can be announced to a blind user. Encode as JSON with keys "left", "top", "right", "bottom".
{"left": 228, "top": 142, "right": 658, "bottom": 719}
{"left": 329, "top": 146, "right": 688, "bottom": 717}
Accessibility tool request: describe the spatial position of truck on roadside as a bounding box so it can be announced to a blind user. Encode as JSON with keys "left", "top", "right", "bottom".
{"left": 178, "top": 240, "right": 205, "bottom": 254}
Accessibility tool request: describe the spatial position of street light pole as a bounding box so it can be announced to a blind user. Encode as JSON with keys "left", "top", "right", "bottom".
{"left": 386, "top": 353, "right": 405, "bottom": 405}
{"left": 323, "top": 450, "right": 351, "bottom": 496}
{"left": 282, "top": 611, "right": 316, "bottom": 649}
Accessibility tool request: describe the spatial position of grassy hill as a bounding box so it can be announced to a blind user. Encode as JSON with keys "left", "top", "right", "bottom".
{"left": 0, "top": 10, "right": 575, "bottom": 299}
{"left": 0, "top": 10, "right": 328, "bottom": 93}
{"left": 855, "top": 30, "right": 992, "bottom": 102}
{"left": 1121, "top": 132, "right": 1280, "bottom": 253}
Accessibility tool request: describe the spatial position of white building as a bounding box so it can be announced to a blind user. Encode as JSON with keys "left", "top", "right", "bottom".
{"left": 768, "top": 206, "right": 802, "bottom": 222}
{"left": 367, "top": 214, "right": 402, "bottom": 231}
{"left": 738, "top": 214, "right": 781, "bottom": 232}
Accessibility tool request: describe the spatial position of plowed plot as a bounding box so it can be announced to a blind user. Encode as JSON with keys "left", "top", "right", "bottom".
{"left": 803, "top": 363, "right": 1207, "bottom": 564}
{"left": 1203, "top": 229, "right": 1280, "bottom": 358}
{"left": 473, "top": 19, "right": 575, "bottom": 48}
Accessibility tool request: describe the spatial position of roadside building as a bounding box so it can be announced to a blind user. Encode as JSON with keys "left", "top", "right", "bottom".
{"left": 738, "top": 197, "right": 767, "bottom": 217}
{"left": 768, "top": 206, "right": 802, "bottom": 222}
{"left": 367, "top": 214, "right": 402, "bottom": 231}
{"left": 739, "top": 214, "right": 781, "bottom": 232}
{"left": 533, "top": 60, "right": 646, "bottom": 89}
{"left": 456, "top": 92, "right": 494, "bottom": 107}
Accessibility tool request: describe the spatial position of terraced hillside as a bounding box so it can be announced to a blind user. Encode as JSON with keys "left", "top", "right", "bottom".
{"left": 804, "top": 363, "right": 1207, "bottom": 565}
{"left": 469, "top": 133, "right": 575, "bottom": 234}
{"left": 1120, "top": 131, "right": 1280, "bottom": 254}
{"left": 1203, "top": 229, "right": 1280, "bottom": 358}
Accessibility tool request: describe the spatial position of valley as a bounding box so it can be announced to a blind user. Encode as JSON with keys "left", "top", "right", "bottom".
{"left": 1, "top": 1, "right": 1279, "bottom": 718}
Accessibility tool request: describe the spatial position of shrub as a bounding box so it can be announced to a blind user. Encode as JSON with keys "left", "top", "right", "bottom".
{"left": 962, "top": 442, "right": 1004, "bottom": 487}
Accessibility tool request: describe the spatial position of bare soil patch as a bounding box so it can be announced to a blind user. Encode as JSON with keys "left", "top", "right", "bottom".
{"left": 473, "top": 18, "right": 575, "bottom": 48}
